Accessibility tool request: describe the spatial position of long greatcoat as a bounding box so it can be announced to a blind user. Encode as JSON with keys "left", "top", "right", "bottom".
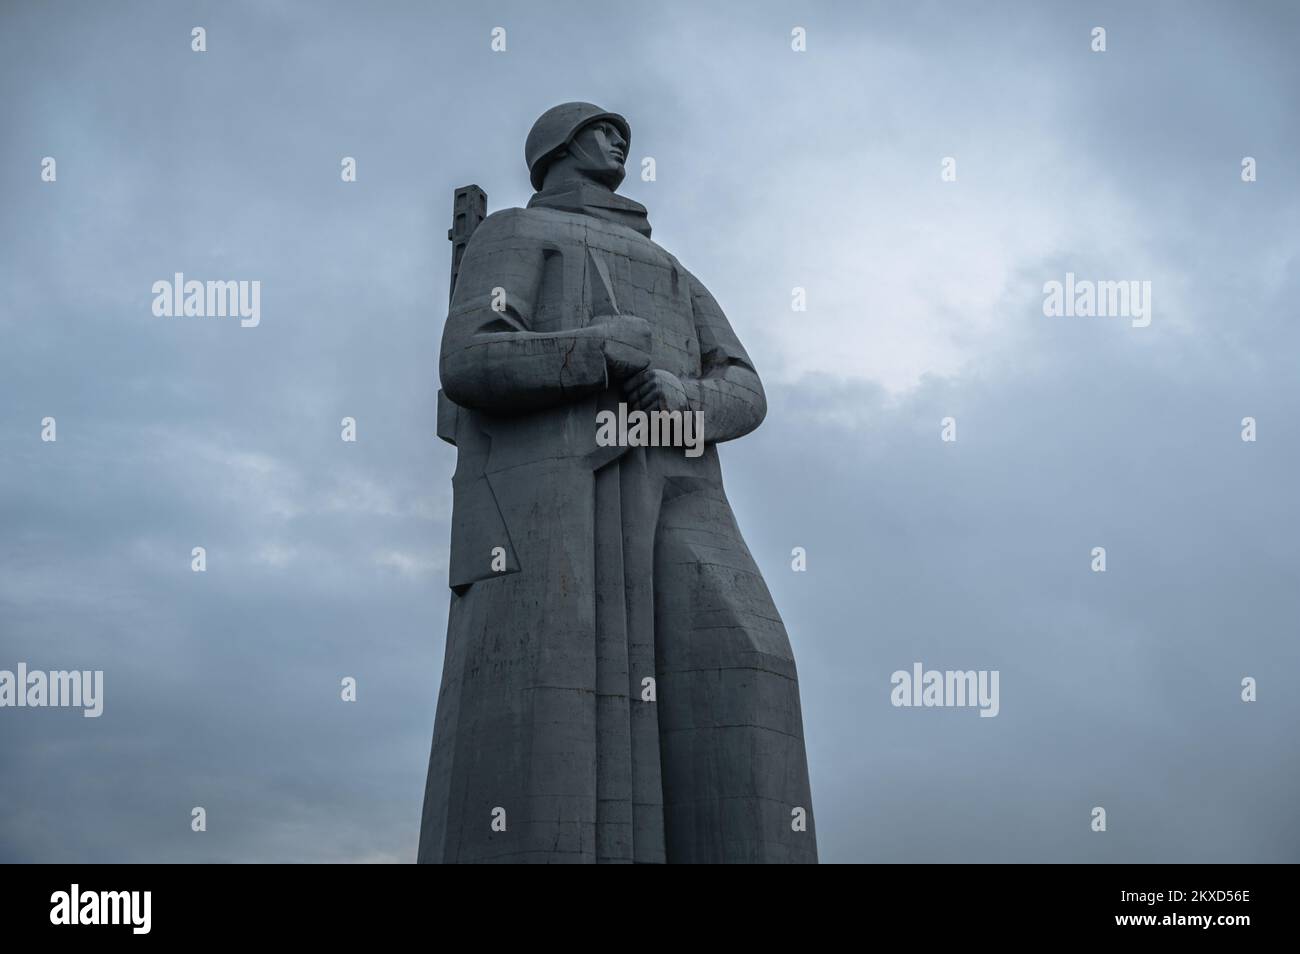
{"left": 419, "top": 186, "right": 817, "bottom": 863}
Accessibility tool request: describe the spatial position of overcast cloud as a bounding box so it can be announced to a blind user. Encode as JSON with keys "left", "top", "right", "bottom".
{"left": 1, "top": 0, "right": 1297, "bottom": 862}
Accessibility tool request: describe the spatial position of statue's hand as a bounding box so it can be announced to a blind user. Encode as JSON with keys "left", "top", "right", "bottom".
{"left": 592, "top": 314, "right": 652, "bottom": 380}
{"left": 624, "top": 368, "right": 691, "bottom": 413}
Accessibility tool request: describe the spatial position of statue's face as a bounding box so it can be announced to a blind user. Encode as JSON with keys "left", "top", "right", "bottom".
{"left": 565, "top": 119, "right": 627, "bottom": 188}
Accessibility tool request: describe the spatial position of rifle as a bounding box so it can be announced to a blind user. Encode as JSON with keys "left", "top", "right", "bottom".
{"left": 437, "top": 185, "right": 488, "bottom": 446}
{"left": 448, "top": 185, "right": 488, "bottom": 306}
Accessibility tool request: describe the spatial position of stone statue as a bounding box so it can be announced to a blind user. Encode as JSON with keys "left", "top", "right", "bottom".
{"left": 419, "top": 102, "right": 817, "bottom": 863}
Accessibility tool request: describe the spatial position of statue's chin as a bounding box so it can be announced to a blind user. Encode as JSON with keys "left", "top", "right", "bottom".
{"left": 587, "top": 166, "right": 625, "bottom": 191}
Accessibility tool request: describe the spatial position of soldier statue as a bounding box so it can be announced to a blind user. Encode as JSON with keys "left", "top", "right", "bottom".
{"left": 419, "top": 102, "right": 817, "bottom": 863}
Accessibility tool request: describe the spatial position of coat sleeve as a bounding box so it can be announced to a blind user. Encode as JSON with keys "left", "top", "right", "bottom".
{"left": 683, "top": 273, "right": 768, "bottom": 443}
{"left": 440, "top": 209, "right": 609, "bottom": 413}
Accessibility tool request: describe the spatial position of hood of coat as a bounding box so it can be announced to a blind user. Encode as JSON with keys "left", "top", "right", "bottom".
{"left": 527, "top": 181, "right": 652, "bottom": 238}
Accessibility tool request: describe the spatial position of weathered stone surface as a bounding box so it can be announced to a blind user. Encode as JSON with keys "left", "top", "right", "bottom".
{"left": 419, "top": 103, "right": 817, "bottom": 863}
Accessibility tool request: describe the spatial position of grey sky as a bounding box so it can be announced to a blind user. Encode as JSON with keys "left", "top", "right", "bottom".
{"left": 1, "top": 0, "right": 1297, "bottom": 862}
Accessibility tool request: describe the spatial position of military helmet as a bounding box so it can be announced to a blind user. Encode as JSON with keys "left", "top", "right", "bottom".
{"left": 525, "top": 102, "right": 630, "bottom": 191}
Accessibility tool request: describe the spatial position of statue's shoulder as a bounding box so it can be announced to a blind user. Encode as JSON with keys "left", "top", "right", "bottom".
{"left": 474, "top": 206, "right": 586, "bottom": 243}
{"left": 471, "top": 207, "right": 528, "bottom": 237}
{"left": 657, "top": 247, "right": 703, "bottom": 288}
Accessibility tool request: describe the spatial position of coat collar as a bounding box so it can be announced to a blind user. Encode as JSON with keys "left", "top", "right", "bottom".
{"left": 527, "top": 182, "right": 652, "bottom": 238}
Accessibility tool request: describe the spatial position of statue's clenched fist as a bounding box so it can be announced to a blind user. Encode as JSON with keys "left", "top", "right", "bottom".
{"left": 591, "top": 314, "right": 652, "bottom": 379}
{"left": 624, "top": 368, "right": 691, "bottom": 413}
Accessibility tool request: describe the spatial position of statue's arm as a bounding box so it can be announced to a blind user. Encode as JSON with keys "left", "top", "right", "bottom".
{"left": 440, "top": 211, "right": 611, "bottom": 413}
{"left": 684, "top": 275, "right": 768, "bottom": 442}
